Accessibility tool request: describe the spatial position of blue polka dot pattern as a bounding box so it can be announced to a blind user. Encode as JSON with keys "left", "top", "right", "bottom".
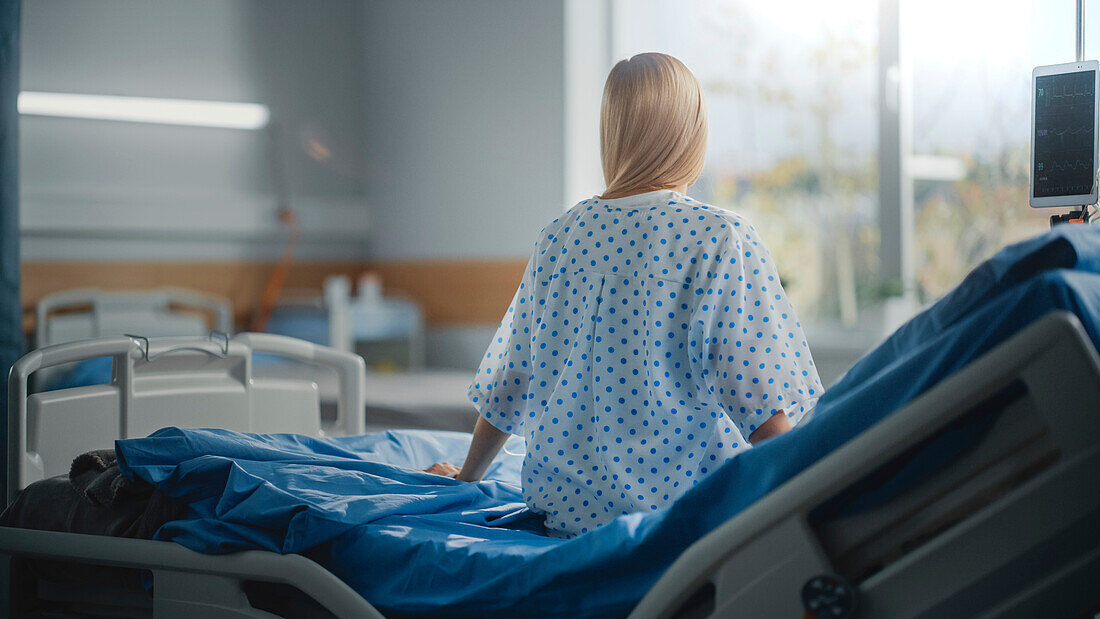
{"left": 468, "top": 189, "right": 822, "bottom": 536}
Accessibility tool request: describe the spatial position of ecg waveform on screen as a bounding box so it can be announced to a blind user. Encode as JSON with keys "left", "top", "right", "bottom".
{"left": 1036, "top": 125, "right": 1094, "bottom": 137}
{"left": 1038, "top": 84, "right": 1091, "bottom": 97}
{"left": 1037, "top": 81, "right": 1095, "bottom": 100}
{"left": 1041, "top": 159, "right": 1092, "bottom": 171}
{"left": 1034, "top": 70, "right": 1096, "bottom": 198}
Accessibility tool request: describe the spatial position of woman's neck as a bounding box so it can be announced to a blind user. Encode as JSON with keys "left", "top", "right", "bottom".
{"left": 600, "top": 184, "right": 688, "bottom": 200}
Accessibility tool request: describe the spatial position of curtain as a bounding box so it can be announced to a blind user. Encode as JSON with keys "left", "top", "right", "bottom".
{"left": 0, "top": 0, "right": 21, "bottom": 503}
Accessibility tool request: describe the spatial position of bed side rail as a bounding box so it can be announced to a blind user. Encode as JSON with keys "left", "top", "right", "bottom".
{"left": 234, "top": 332, "right": 368, "bottom": 437}
{"left": 7, "top": 337, "right": 139, "bottom": 506}
{"left": 0, "top": 527, "right": 384, "bottom": 619}
{"left": 630, "top": 310, "right": 1100, "bottom": 619}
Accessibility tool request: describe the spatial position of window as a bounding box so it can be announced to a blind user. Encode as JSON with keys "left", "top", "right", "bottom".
{"left": 909, "top": 0, "right": 1073, "bottom": 298}
{"left": 612, "top": 0, "right": 878, "bottom": 325}
{"left": 612, "top": 0, "right": 1081, "bottom": 323}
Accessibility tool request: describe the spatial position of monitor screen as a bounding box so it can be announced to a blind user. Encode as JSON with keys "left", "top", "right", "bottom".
{"left": 1033, "top": 70, "right": 1096, "bottom": 199}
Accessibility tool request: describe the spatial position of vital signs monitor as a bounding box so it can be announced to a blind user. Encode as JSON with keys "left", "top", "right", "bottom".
{"left": 1031, "top": 60, "right": 1100, "bottom": 208}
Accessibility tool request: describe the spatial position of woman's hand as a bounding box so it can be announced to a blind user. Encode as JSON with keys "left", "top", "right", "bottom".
{"left": 748, "top": 409, "right": 791, "bottom": 444}
{"left": 422, "top": 462, "right": 461, "bottom": 478}
{"left": 422, "top": 418, "right": 511, "bottom": 482}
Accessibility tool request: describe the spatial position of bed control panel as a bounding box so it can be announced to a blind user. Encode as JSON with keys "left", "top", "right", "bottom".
{"left": 801, "top": 574, "right": 858, "bottom": 619}
{"left": 807, "top": 379, "right": 1059, "bottom": 585}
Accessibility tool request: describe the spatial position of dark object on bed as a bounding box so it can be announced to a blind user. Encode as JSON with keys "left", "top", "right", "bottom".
{"left": 0, "top": 449, "right": 187, "bottom": 618}
{"left": 1, "top": 449, "right": 186, "bottom": 539}
{"left": 1, "top": 450, "right": 334, "bottom": 618}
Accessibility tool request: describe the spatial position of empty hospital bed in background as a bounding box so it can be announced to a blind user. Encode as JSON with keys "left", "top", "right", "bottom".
{"left": 32, "top": 287, "right": 234, "bottom": 392}
{"left": 35, "top": 288, "right": 234, "bottom": 351}
{"left": 1, "top": 310, "right": 1097, "bottom": 618}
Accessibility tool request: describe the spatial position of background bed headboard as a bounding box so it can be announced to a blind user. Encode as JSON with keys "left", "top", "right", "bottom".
{"left": 35, "top": 287, "right": 234, "bottom": 349}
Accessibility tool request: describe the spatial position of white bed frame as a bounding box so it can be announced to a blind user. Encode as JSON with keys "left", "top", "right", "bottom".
{"left": 35, "top": 288, "right": 233, "bottom": 350}
{"left": 32, "top": 287, "right": 235, "bottom": 392}
{"left": 1, "top": 311, "right": 1098, "bottom": 618}
{"left": 8, "top": 332, "right": 366, "bottom": 497}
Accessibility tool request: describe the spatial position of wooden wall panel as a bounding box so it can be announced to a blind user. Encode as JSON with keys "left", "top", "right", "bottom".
{"left": 21, "top": 258, "right": 527, "bottom": 333}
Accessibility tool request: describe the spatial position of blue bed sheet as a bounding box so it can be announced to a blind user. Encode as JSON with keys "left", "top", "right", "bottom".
{"left": 114, "top": 226, "right": 1100, "bottom": 618}
{"left": 48, "top": 355, "right": 112, "bottom": 390}
{"left": 832, "top": 224, "right": 1100, "bottom": 397}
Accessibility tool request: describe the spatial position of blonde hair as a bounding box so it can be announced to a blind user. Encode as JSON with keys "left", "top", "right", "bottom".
{"left": 600, "top": 53, "right": 708, "bottom": 200}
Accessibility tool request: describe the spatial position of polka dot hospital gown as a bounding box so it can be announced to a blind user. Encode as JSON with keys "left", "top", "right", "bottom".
{"left": 468, "top": 189, "right": 822, "bottom": 537}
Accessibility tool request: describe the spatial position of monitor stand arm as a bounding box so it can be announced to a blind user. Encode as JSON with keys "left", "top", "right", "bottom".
{"left": 1051, "top": 205, "right": 1094, "bottom": 227}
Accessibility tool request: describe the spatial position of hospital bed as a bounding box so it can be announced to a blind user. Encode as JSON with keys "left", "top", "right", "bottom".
{"left": 35, "top": 288, "right": 234, "bottom": 351}
{"left": 1, "top": 309, "right": 1097, "bottom": 618}
{"left": 32, "top": 287, "right": 234, "bottom": 392}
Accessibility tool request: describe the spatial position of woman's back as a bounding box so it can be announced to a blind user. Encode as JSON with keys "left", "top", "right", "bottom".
{"left": 469, "top": 190, "right": 821, "bottom": 535}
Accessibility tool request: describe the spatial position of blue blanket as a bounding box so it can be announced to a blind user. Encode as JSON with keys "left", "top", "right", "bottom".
{"left": 115, "top": 226, "right": 1100, "bottom": 618}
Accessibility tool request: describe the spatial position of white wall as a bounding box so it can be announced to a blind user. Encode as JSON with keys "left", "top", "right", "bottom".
{"left": 360, "top": 0, "right": 611, "bottom": 368}
{"left": 20, "top": 0, "right": 370, "bottom": 260}
{"left": 564, "top": 0, "right": 612, "bottom": 207}
{"left": 361, "top": 0, "right": 570, "bottom": 260}
{"left": 19, "top": 1, "right": 611, "bottom": 368}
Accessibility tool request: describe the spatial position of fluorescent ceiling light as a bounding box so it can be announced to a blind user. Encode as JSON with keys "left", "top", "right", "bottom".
{"left": 18, "top": 91, "right": 270, "bottom": 130}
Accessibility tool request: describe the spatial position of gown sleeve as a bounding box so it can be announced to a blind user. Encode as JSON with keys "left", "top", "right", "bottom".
{"left": 689, "top": 221, "right": 822, "bottom": 437}
{"left": 467, "top": 253, "right": 537, "bottom": 435}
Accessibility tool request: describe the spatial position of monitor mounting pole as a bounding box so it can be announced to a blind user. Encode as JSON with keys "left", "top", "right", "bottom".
{"left": 1052, "top": 0, "right": 1094, "bottom": 225}
{"left": 1077, "top": 0, "right": 1086, "bottom": 63}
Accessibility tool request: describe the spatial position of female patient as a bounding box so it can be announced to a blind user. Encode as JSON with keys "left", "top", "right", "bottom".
{"left": 427, "top": 53, "right": 822, "bottom": 537}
